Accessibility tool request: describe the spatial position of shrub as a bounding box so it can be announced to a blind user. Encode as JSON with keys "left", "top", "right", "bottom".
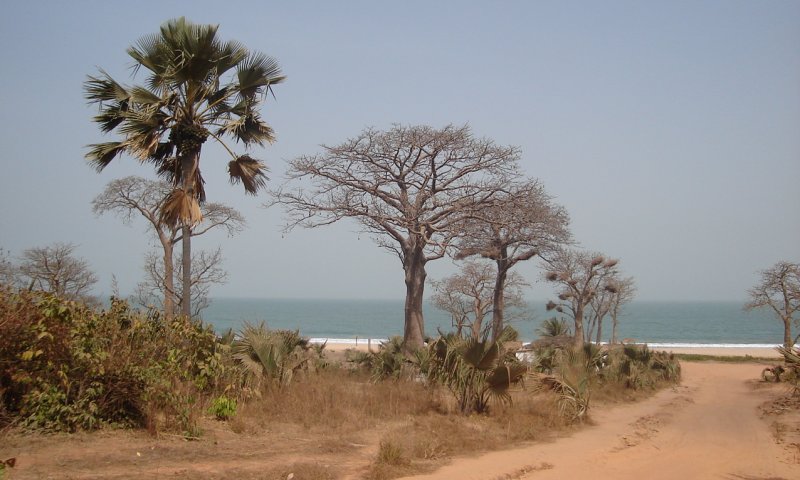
{"left": 208, "top": 395, "right": 237, "bottom": 420}
{"left": 0, "top": 289, "right": 239, "bottom": 433}
{"left": 426, "top": 327, "right": 527, "bottom": 414}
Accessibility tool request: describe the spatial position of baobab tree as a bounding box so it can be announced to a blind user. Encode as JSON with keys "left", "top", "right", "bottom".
{"left": 85, "top": 17, "right": 283, "bottom": 317}
{"left": 17, "top": 243, "right": 97, "bottom": 300}
{"left": 431, "top": 260, "right": 529, "bottom": 339}
{"left": 276, "top": 124, "right": 519, "bottom": 352}
{"left": 745, "top": 261, "right": 800, "bottom": 348}
{"left": 586, "top": 273, "right": 636, "bottom": 345}
{"left": 455, "top": 179, "right": 571, "bottom": 340}
{"left": 92, "top": 176, "right": 245, "bottom": 318}
{"left": 544, "top": 249, "right": 620, "bottom": 349}
{"left": 606, "top": 276, "right": 636, "bottom": 345}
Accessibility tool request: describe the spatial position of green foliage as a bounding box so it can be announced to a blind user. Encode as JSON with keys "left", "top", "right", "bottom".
{"left": 232, "top": 322, "right": 325, "bottom": 388}
{"left": 0, "top": 289, "right": 239, "bottom": 433}
{"left": 208, "top": 395, "right": 237, "bottom": 420}
{"left": 345, "top": 337, "right": 414, "bottom": 381}
{"left": 426, "top": 326, "right": 527, "bottom": 414}
{"left": 536, "top": 317, "right": 572, "bottom": 337}
{"left": 529, "top": 342, "right": 681, "bottom": 422}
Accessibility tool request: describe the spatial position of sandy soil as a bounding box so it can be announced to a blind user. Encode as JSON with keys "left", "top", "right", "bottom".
{"left": 665, "top": 346, "right": 781, "bottom": 358}
{"left": 398, "top": 361, "right": 799, "bottom": 480}
{"left": 2, "top": 360, "right": 796, "bottom": 479}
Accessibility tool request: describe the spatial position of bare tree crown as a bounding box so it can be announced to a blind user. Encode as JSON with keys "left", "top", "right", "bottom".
{"left": 277, "top": 124, "right": 520, "bottom": 261}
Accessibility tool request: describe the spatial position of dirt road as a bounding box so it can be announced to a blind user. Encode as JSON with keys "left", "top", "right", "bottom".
{"left": 401, "top": 362, "right": 798, "bottom": 480}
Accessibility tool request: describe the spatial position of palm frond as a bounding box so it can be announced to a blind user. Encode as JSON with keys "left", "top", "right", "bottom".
{"left": 228, "top": 155, "right": 268, "bottom": 194}
{"left": 159, "top": 188, "right": 203, "bottom": 228}
{"left": 236, "top": 52, "right": 285, "bottom": 100}
{"left": 85, "top": 141, "right": 127, "bottom": 171}
{"left": 84, "top": 70, "right": 130, "bottom": 103}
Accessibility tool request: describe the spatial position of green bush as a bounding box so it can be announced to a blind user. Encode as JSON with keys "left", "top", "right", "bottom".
{"left": 0, "top": 288, "right": 239, "bottom": 433}
{"left": 208, "top": 395, "right": 237, "bottom": 420}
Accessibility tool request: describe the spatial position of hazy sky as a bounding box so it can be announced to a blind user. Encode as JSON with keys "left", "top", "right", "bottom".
{"left": 0, "top": 1, "right": 797, "bottom": 302}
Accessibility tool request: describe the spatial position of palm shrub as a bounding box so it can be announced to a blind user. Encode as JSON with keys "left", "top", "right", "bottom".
{"left": 536, "top": 317, "right": 572, "bottom": 337}
{"left": 535, "top": 345, "right": 605, "bottom": 422}
{"left": 232, "top": 322, "right": 323, "bottom": 389}
{"left": 603, "top": 345, "right": 680, "bottom": 390}
{"left": 765, "top": 345, "right": 800, "bottom": 392}
{"left": 426, "top": 327, "right": 527, "bottom": 414}
{"left": 344, "top": 337, "right": 414, "bottom": 381}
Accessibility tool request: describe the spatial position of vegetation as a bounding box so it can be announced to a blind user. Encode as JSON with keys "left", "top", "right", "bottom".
{"left": 544, "top": 250, "right": 636, "bottom": 348}
{"left": 430, "top": 260, "right": 530, "bottom": 339}
{"left": 454, "top": 179, "right": 571, "bottom": 340}
{"left": 426, "top": 327, "right": 527, "bottom": 414}
{"left": 85, "top": 17, "right": 284, "bottom": 317}
{"left": 15, "top": 243, "right": 98, "bottom": 301}
{"left": 529, "top": 342, "right": 681, "bottom": 422}
{"left": 276, "top": 124, "right": 521, "bottom": 353}
{"left": 745, "top": 261, "right": 800, "bottom": 348}
{"left": 0, "top": 288, "right": 235, "bottom": 434}
{"left": 92, "top": 176, "right": 245, "bottom": 318}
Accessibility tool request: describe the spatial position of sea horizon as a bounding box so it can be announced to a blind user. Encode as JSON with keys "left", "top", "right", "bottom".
{"left": 198, "top": 297, "right": 784, "bottom": 347}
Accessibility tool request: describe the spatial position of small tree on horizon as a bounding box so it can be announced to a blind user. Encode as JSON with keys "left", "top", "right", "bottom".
{"left": 745, "top": 261, "right": 800, "bottom": 348}
{"left": 17, "top": 243, "right": 98, "bottom": 301}
{"left": 431, "top": 260, "right": 529, "bottom": 339}
{"left": 544, "top": 249, "right": 620, "bottom": 349}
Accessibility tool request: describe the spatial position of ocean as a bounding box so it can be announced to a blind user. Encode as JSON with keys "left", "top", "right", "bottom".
{"left": 201, "top": 298, "right": 786, "bottom": 348}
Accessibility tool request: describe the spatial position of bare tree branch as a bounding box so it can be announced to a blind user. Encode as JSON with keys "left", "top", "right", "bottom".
{"left": 745, "top": 261, "right": 800, "bottom": 348}
{"left": 431, "top": 260, "right": 530, "bottom": 339}
{"left": 274, "top": 124, "right": 520, "bottom": 351}
{"left": 17, "top": 243, "right": 98, "bottom": 300}
{"left": 543, "top": 249, "right": 621, "bottom": 349}
{"left": 94, "top": 176, "right": 244, "bottom": 318}
{"left": 453, "top": 178, "right": 571, "bottom": 339}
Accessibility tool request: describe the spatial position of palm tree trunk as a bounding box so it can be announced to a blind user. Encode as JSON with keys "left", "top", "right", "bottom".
{"left": 179, "top": 150, "right": 200, "bottom": 319}
{"left": 181, "top": 226, "right": 191, "bottom": 318}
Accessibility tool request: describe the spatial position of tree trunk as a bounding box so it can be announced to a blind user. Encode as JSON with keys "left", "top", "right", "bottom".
{"left": 179, "top": 150, "right": 199, "bottom": 319}
{"left": 160, "top": 235, "right": 175, "bottom": 320}
{"left": 181, "top": 226, "right": 191, "bottom": 318}
{"left": 573, "top": 303, "right": 585, "bottom": 350}
{"left": 611, "top": 313, "right": 619, "bottom": 344}
{"left": 783, "top": 316, "right": 792, "bottom": 348}
{"left": 491, "top": 260, "right": 508, "bottom": 342}
{"left": 403, "top": 245, "right": 427, "bottom": 354}
{"left": 595, "top": 315, "right": 603, "bottom": 345}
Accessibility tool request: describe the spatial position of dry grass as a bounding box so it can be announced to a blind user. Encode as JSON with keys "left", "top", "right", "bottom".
{"left": 224, "top": 368, "right": 575, "bottom": 479}
{"left": 232, "top": 369, "right": 437, "bottom": 434}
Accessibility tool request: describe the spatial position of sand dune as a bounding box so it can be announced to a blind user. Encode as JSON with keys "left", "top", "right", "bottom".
{"left": 400, "top": 361, "right": 797, "bottom": 480}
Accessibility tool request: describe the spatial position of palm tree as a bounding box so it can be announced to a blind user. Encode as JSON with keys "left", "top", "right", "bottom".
{"left": 85, "top": 17, "right": 284, "bottom": 316}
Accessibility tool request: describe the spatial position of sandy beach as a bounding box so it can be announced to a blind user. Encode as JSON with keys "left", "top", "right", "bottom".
{"left": 322, "top": 341, "right": 784, "bottom": 358}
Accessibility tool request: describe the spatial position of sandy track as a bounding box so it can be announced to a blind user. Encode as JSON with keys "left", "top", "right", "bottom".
{"left": 401, "top": 362, "right": 796, "bottom": 480}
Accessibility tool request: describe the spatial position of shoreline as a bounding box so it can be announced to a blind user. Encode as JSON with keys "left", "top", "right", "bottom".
{"left": 316, "top": 338, "right": 785, "bottom": 358}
